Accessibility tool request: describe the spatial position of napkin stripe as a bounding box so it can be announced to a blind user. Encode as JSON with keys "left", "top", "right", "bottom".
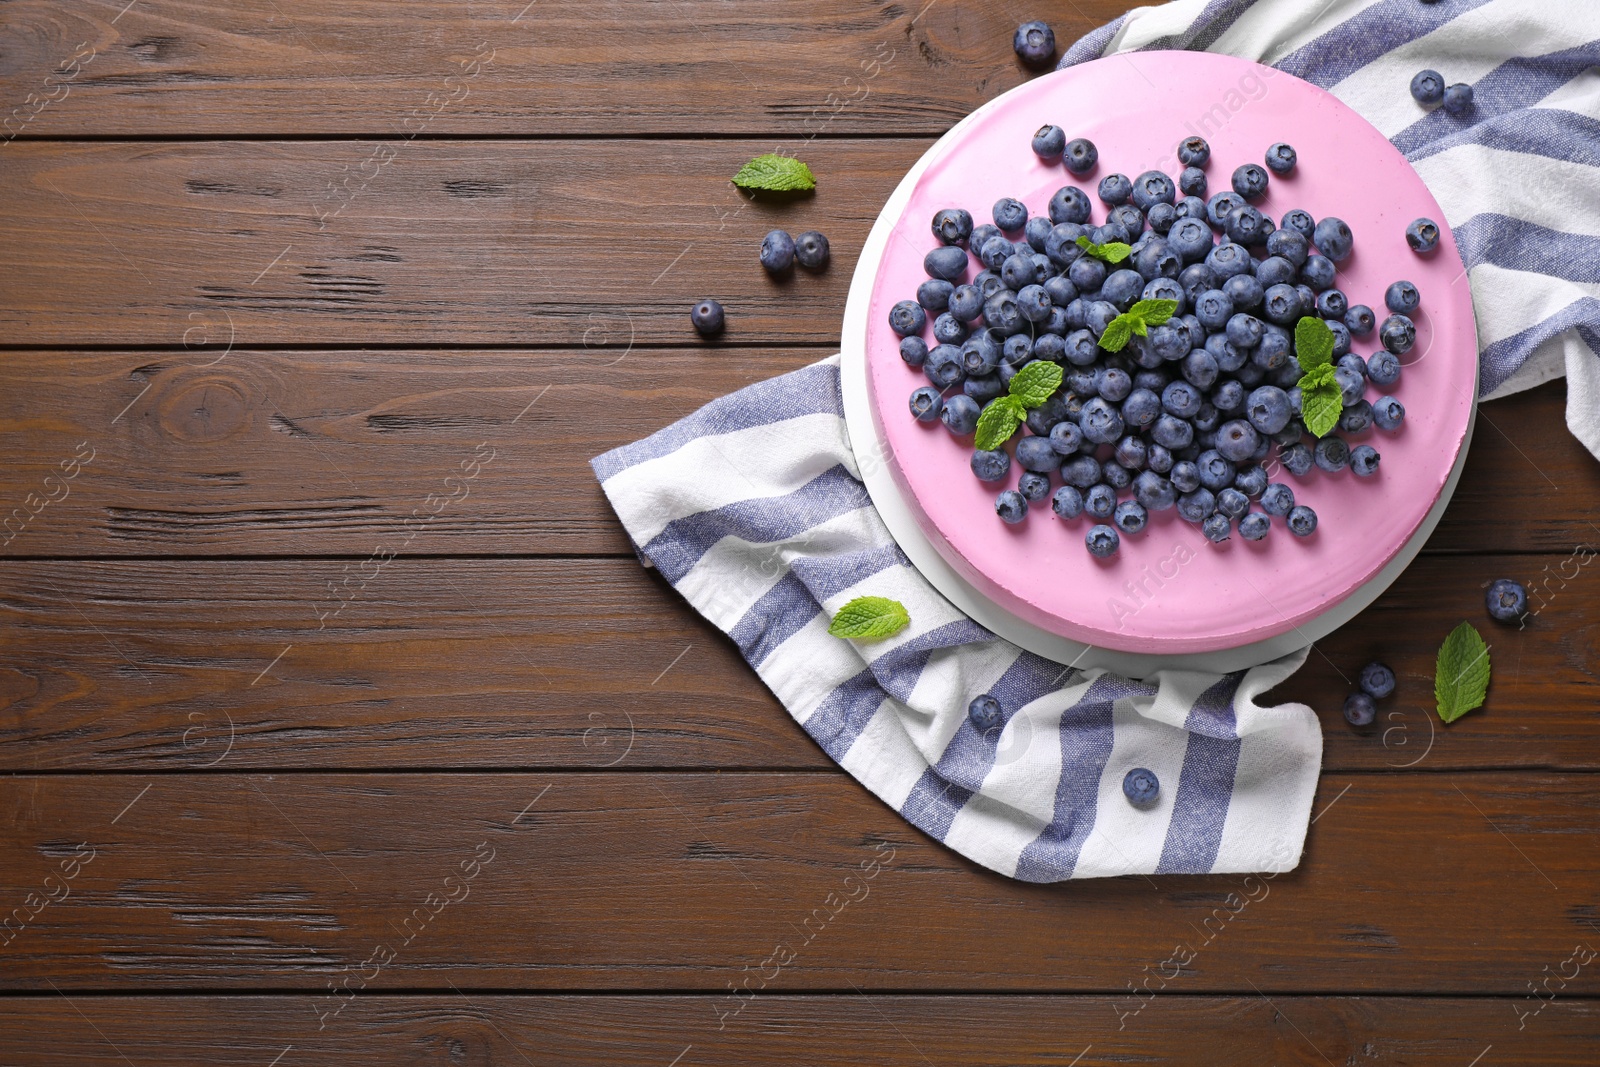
{"left": 1455, "top": 216, "right": 1600, "bottom": 283}
{"left": 1431, "top": 109, "right": 1600, "bottom": 168}
{"left": 1274, "top": 0, "right": 1499, "bottom": 89}
{"left": 1155, "top": 678, "right": 1242, "bottom": 874}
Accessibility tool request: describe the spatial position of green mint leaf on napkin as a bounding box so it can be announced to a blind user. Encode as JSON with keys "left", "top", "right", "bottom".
{"left": 732, "top": 153, "right": 816, "bottom": 193}
{"left": 1128, "top": 298, "right": 1178, "bottom": 327}
{"left": 828, "top": 596, "right": 910, "bottom": 640}
{"left": 1299, "top": 365, "right": 1343, "bottom": 438}
{"left": 1007, "top": 360, "right": 1063, "bottom": 408}
{"left": 1435, "top": 620, "right": 1492, "bottom": 723}
{"left": 1075, "top": 235, "right": 1132, "bottom": 264}
{"left": 1294, "top": 316, "right": 1336, "bottom": 374}
{"left": 974, "top": 395, "right": 1026, "bottom": 451}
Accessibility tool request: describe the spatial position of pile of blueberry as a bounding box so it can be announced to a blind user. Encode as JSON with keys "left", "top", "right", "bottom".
{"left": 1342, "top": 660, "right": 1395, "bottom": 726}
{"left": 1409, "top": 67, "right": 1474, "bottom": 117}
{"left": 899, "top": 133, "right": 1429, "bottom": 558}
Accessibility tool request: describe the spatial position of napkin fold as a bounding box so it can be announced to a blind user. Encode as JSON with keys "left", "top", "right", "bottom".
{"left": 593, "top": 358, "right": 1322, "bottom": 880}
{"left": 1065, "top": 0, "right": 1600, "bottom": 459}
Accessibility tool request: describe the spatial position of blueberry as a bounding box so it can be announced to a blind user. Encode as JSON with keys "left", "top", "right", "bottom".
{"left": 1287, "top": 504, "right": 1318, "bottom": 536}
{"left": 1150, "top": 414, "right": 1194, "bottom": 451}
{"left": 1085, "top": 299, "right": 1120, "bottom": 337}
{"left": 968, "top": 693, "right": 1004, "bottom": 732}
{"left": 974, "top": 269, "right": 1006, "bottom": 299}
{"left": 1194, "top": 289, "right": 1233, "bottom": 332}
{"left": 1128, "top": 470, "right": 1174, "bottom": 511}
{"left": 1281, "top": 442, "right": 1314, "bottom": 477}
{"left": 900, "top": 336, "right": 929, "bottom": 367}
{"left": 760, "top": 230, "right": 796, "bottom": 273}
{"left": 1265, "top": 229, "right": 1309, "bottom": 268}
{"left": 1052, "top": 485, "right": 1085, "bottom": 519}
{"left": 1069, "top": 256, "right": 1108, "bottom": 293}
{"left": 1001, "top": 253, "right": 1039, "bottom": 291}
{"left": 1406, "top": 217, "right": 1441, "bottom": 254}
{"left": 1114, "top": 499, "right": 1148, "bottom": 535}
{"left": 924, "top": 244, "right": 968, "bottom": 282}
{"left": 1339, "top": 398, "right": 1374, "bottom": 434}
{"left": 970, "top": 224, "right": 1002, "bottom": 252}
{"left": 1442, "top": 82, "right": 1474, "bottom": 116}
{"left": 971, "top": 449, "right": 1010, "bottom": 482}
{"left": 1386, "top": 280, "right": 1421, "bottom": 315}
{"left": 1060, "top": 455, "right": 1102, "bottom": 489}
{"left": 690, "top": 298, "right": 725, "bottom": 336}
{"left": 1170, "top": 460, "right": 1201, "bottom": 493}
{"left": 1410, "top": 69, "right": 1445, "bottom": 106}
{"left": 1350, "top": 444, "right": 1380, "bottom": 477}
{"left": 1312, "top": 217, "right": 1353, "bottom": 262}
{"left": 889, "top": 300, "right": 926, "bottom": 337}
{"left": 1254, "top": 329, "right": 1291, "bottom": 369}
{"left": 1486, "top": 578, "right": 1528, "bottom": 622}
{"left": 1146, "top": 443, "right": 1174, "bottom": 474}
{"left": 994, "top": 488, "right": 1029, "bottom": 524}
{"left": 993, "top": 197, "right": 1028, "bottom": 232}
{"left": 1097, "top": 174, "right": 1131, "bottom": 207}
{"left": 1134, "top": 242, "right": 1182, "bottom": 283}
{"left": 1229, "top": 164, "right": 1267, "bottom": 201}
{"left": 1023, "top": 216, "right": 1055, "bottom": 254}
{"left": 1360, "top": 662, "right": 1396, "bottom": 699}
{"left": 1216, "top": 419, "right": 1260, "bottom": 463}
{"left": 1265, "top": 142, "right": 1297, "bottom": 174}
{"left": 1216, "top": 487, "right": 1249, "bottom": 519}
{"left": 1224, "top": 205, "right": 1269, "bottom": 245}
{"left": 1043, "top": 274, "right": 1078, "bottom": 308}
{"left": 1279, "top": 209, "right": 1315, "bottom": 241}
{"left": 1063, "top": 138, "right": 1099, "bottom": 176}
{"left": 925, "top": 343, "right": 965, "bottom": 386}
{"left": 1314, "top": 435, "right": 1350, "bottom": 473}
{"left": 931, "top": 208, "right": 974, "bottom": 246}
{"left": 1098, "top": 368, "right": 1134, "bottom": 404}
{"left": 940, "top": 393, "right": 980, "bottom": 435}
{"left": 1085, "top": 484, "right": 1116, "bottom": 519}
{"left": 934, "top": 311, "right": 971, "bottom": 345}
{"left": 1122, "top": 767, "right": 1160, "bottom": 806}
{"left": 1086, "top": 523, "right": 1120, "bottom": 558}
{"left": 1367, "top": 350, "right": 1402, "bottom": 386}
{"left": 1032, "top": 123, "right": 1067, "bottom": 162}
{"left": 1327, "top": 319, "right": 1352, "bottom": 359}
{"left": 1102, "top": 462, "right": 1133, "bottom": 491}
{"left": 1132, "top": 170, "right": 1177, "bottom": 211}
{"left": 1224, "top": 273, "right": 1265, "bottom": 311}
{"left": 1239, "top": 511, "right": 1270, "bottom": 541}
{"left": 1013, "top": 20, "right": 1056, "bottom": 66}
{"left": 1372, "top": 395, "right": 1405, "bottom": 432}
{"left": 1380, "top": 314, "right": 1416, "bottom": 355}
{"left": 1206, "top": 190, "right": 1246, "bottom": 229}
{"left": 1168, "top": 218, "right": 1215, "bottom": 263}
{"left": 1194, "top": 512, "right": 1226, "bottom": 543}
{"left": 1345, "top": 304, "right": 1376, "bottom": 336}
{"left": 1182, "top": 349, "right": 1220, "bottom": 390}
{"left": 1177, "top": 488, "right": 1216, "bottom": 524}
{"left": 970, "top": 371, "right": 1004, "bottom": 401}
{"left": 1343, "top": 692, "right": 1376, "bottom": 727}
{"left": 1210, "top": 380, "right": 1245, "bottom": 414}
{"left": 795, "top": 231, "right": 830, "bottom": 270}
{"left": 1101, "top": 268, "right": 1146, "bottom": 309}
{"left": 1206, "top": 242, "right": 1254, "bottom": 280}
{"left": 1300, "top": 255, "right": 1337, "bottom": 292}
{"left": 918, "top": 279, "right": 954, "bottom": 313}
{"left": 1010, "top": 435, "right": 1054, "bottom": 474}
{"left": 1260, "top": 482, "right": 1295, "bottom": 516}
{"left": 909, "top": 385, "right": 943, "bottom": 422}
{"left": 961, "top": 330, "right": 1001, "bottom": 374}
{"left": 1121, "top": 387, "right": 1162, "bottom": 431}
{"left": 1313, "top": 289, "right": 1346, "bottom": 321}
{"left": 1146, "top": 202, "right": 1178, "bottom": 236}
{"left": 984, "top": 292, "right": 1026, "bottom": 336}
{"left": 1175, "top": 194, "right": 1208, "bottom": 222}
{"left": 1179, "top": 166, "right": 1208, "bottom": 198}
{"left": 948, "top": 284, "right": 984, "bottom": 322}
{"left": 1034, "top": 334, "right": 1067, "bottom": 363}
{"left": 1234, "top": 464, "right": 1268, "bottom": 498}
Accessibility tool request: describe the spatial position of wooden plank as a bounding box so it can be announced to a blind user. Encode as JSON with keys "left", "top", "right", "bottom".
{"left": 0, "top": 552, "right": 1594, "bottom": 771}
{"left": 0, "top": 995, "right": 1595, "bottom": 1065}
{"left": 1, "top": 771, "right": 1596, "bottom": 991}
{"left": 0, "top": 350, "right": 1592, "bottom": 558}
{"left": 0, "top": 139, "right": 917, "bottom": 347}
{"left": 0, "top": 0, "right": 1129, "bottom": 137}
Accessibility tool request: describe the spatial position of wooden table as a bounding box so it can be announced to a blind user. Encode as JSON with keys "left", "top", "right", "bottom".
{"left": 2, "top": 2, "right": 1598, "bottom": 1062}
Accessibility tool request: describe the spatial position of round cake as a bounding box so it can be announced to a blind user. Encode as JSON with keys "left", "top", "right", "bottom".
{"left": 849, "top": 51, "right": 1476, "bottom": 658}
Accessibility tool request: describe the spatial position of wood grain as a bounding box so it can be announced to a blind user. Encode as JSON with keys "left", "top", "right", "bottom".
{"left": 2, "top": 771, "right": 1597, "bottom": 991}
{"left": 0, "top": 0, "right": 1129, "bottom": 137}
{"left": 0, "top": 349, "right": 1592, "bottom": 558}
{"left": 0, "top": 552, "right": 1595, "bottom": 772}
{"left": 0, "top": 995, "right": 1595, "bottom": 1065}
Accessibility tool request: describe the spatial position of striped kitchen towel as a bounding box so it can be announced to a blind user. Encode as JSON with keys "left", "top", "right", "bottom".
{"left": 1063, "top": 0, "right": 1600, "bottom": 460}
{"left": 593, "top": 357, "right": 1323, "bottom": 880}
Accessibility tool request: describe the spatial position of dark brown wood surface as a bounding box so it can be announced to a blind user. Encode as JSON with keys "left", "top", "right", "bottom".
{"left": 3, "top": 1, "right": 1598, "bottom": 1064}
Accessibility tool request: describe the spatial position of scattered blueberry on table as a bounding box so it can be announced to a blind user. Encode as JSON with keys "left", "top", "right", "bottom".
{"left": 1012, "top": 20, "right": 1056, "bottom": 67}
{"left": 1486, "top": 578, "right": 1528, "bottom": 622}
{"left": 1442, "top": 82, "right": 1475, "bottom": 116}
{"left": 1343, "top": 691, "right": 1376, "bottom": 726}
{"left": 690, "top": 298, "right": 725, "bottom": 336}
{"left": 760, "top": 229, "right": 795, "bottom": 273}
{"left": 1360, "top": 661, "right": 1396, "bottom": 699}
{"left": 893, "top": 132, "right": 1424, "bottom": 555}
{"left": 794, "top": 230, "right": 830, "bottom": 270}
{"left": 968, "top": 693, "right": 1004, "bottom": 731}
{"left": 1123, "top": 767, "right": 1160, "bottom": 807}
{"left": 1410, "top": 69, "right": 1445, "bottom": 105}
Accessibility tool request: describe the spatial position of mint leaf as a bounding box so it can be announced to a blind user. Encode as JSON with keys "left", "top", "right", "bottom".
{"left": 828, "top": 596, "right": 910, "bottom": 641}
{"left": 1300, "top": 370, "right": 1342, "bottom": 438}
{"left": 974, "top": 395, "right": 1025, "bottom": 451}
{"left": 1075, "top": 235, "right": 1131, "bottom": 264}
{"left": 1098, "top": 314, "right": 1135, "bottom": 352}
{"left": 1008, "top": 360, "right": 1063, "bottom": 408}
{"left": 1294, "top": 316, "right": 1335, "bottom": 373}
{"left": 1129, "top": 299, "right": 1178, "bottom": 327}
{"left": 732, "top": 153, "right": 816, "bottom": 193}
{"left": 1435, "top": 621, "right": 1491, "bottom": 723}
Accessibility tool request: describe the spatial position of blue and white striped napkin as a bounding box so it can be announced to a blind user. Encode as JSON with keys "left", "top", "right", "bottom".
{"left": 594, "top": 358, "right": 1322, "bottom": 880}
{"left": 1067, "top": 0, "right": 1600, "bottom": 458}
{"left": 593, "top": 0, "right": 1598, "bottom": 880}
